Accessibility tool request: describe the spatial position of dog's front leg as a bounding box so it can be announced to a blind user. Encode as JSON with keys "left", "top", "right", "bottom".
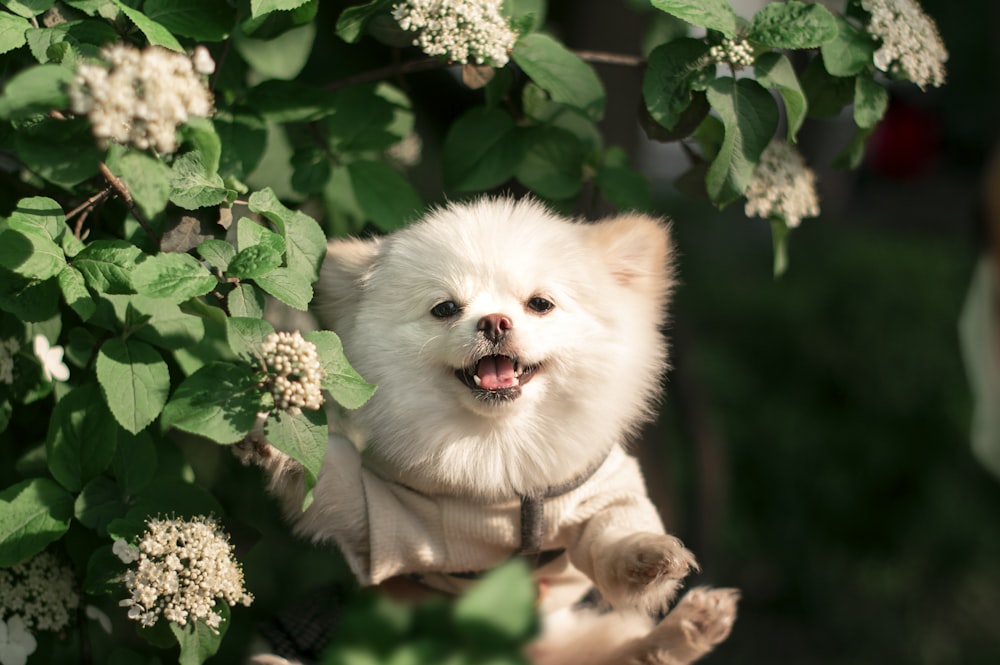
{"left": 568, "top": 500, "right": 698, "bottom": 614}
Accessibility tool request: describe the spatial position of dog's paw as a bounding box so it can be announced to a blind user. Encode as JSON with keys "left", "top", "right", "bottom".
{"left": 619, "top": 587, "right": 739, "bottom": 665}
{"left": 623, "top": 534, "right": 698, "bottom": 585}
{"left": 668, "top": 586, "right": 739, "bottom": 653}
{"left": 595, "top": 533, "right": 698, "bottom": 611}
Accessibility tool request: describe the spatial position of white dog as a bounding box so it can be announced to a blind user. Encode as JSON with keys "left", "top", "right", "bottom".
{"left": 245, "top": 197, "right": 737, "bottom": 665}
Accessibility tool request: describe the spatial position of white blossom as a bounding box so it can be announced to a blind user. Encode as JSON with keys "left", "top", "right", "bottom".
{"left": 392, "top": 0, "right": 517, "bottom": 67}
{"left": 118, "top": 516, "right": 253, "bottom": 633}
{"left": 861, "top": 0, "right": 948, "bottom": 89}
{"left": 68, "top": 43, "right": 215, "bottom": 154}
{"left": 32, "top": 335, "right": 68, "bottom": 383}
{"left": 744, "top": 140, "right": 820, "bottom": 228}
{"left": 261, "top": 331, "right": 325, "bottom": 415}
{"left": 0, "top": 616, "right": 37, "bottom": 665}
{"left": 0, "top": 338, "right": 19, "bottom": 385}
{"left": 112, "top": 538, "right": 140, "bottom": 564}
{"left": 0, "top": 551, "right": 80, "bottom": 633}
{"left": 709, "top": 38, "right": 755, "bottom": 68}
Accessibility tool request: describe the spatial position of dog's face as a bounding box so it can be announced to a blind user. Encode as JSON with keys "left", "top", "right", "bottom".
{"left": 316, "top": 198, "right": 674, "bottom": 498}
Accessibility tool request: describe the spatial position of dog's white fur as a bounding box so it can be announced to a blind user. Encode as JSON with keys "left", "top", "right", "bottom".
{"left": 245, "top": 198, "right": 737, "bottom": 665}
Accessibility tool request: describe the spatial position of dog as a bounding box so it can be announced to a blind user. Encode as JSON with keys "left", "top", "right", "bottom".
{"left": 243, "top": 197, "right": 738, "bottom": 665}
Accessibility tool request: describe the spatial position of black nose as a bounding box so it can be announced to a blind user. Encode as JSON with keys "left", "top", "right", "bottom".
{"left": 478, "top": 313, "right": 512, "bottom": 343}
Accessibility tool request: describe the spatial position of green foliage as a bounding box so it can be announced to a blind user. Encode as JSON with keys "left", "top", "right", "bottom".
{"left": 0, "top": 0, "right": 942, "bottom": 662}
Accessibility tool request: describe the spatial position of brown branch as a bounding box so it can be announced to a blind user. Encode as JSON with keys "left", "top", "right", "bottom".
{"left": 574, "top": 50, "right": 646, "bottom": 68}
{"left": 66, "top": 186, "right": 114, "bottom": 238}
{"left": 323, "top": 49, "right": 646, "bottom": 91}
{"left": 98, "top": 162, "right": 160, "bottom": 247}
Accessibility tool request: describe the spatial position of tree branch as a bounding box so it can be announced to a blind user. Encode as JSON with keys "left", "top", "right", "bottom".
{"left": 324, "top": 50, "right": 646, "bottom": 91}
{"left": 98, "top": 162, "right": 160, "bottom": 247}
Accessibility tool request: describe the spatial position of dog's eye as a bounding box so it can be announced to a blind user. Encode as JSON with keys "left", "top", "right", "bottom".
{"left": 430, "top": 301, "right": 461, "bottom": 318}
{"left": 526, "top": 296, "right": 554, "bottom": 314}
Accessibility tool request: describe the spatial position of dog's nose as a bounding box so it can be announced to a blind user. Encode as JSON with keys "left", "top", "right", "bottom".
{"left": 478, "top": 313, "right": 512, "bottom": 342}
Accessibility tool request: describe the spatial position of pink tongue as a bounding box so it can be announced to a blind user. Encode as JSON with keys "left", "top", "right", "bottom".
{"left": 477, "top": 356, "right": 517, "bottom": 390}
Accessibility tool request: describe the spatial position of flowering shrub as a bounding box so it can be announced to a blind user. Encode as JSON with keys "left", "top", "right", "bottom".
{"left": 0, "top": 1, "right": 946, "bottom": 663}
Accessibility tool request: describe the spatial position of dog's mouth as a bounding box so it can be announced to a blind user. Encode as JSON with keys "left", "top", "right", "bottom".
{"left": 455, "top": 355, "right": 539, "bottom": 402}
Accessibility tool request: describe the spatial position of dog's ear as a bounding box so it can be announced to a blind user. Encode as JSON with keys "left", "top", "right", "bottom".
{"left": 314, "top": 237, "right": 381, "bottom": 331}
{"left": 586, "top": 213, "right": 675, "bottom": 302}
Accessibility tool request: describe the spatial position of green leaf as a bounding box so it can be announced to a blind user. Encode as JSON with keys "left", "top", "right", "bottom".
{"left": 347, "top": 159, "right": 424, "bottom": 232}
{"left": 853, "top": 75, "right": 888, "bottom": 129}
{"left": 442, "top": 107, "right": 521, "bottom": 191}
{"left": 172, "top": 604, "right": 228, "bottom": 665}
{"left": 217, "top": 109, "right": 268, "bottom": 180}
{"left": 97, "top": 337, "right": 171, "bottom": 434}
{"left": 5, "top": 195, "right": 64, "bottom": 238}
{"left": 179, "top": 118, "right": 223, "bottom": 176}
{"left": 245, "top": 80, "right": 338, "bottom": 123}
{"left": 160, "top": 362, "right": 263, "bottom": 444}
{"left": 226, "top": 245, "right": 282, "bottom": 279}
{"left": 512, "top": 33, "right": 605, "bottom": 121}
{"left": 45, "top": 384, "right": 119, "bottom": 492}
{"left": 251, "top": 0, "right": 310, "bottom": 19}
{"left": 58, "top": 265, "right": 96, "bottom": 320}
{"left": 821, "top": 15, "right": 877, "bottom": 77}
{"left": 326, "top": 83, "right": 414, "bottom": 154}
{"left": 704, "top": 77, "right": 779, "bottom": 206}
{"left": 0, "top": 269, "right": 60, "bottom": 322}
{"left": 0, "top": 477, "right": 73, "bottom": 567}
{"left": 75, "top": 475, "right": 127, "bottom": 535}
{"left": 303, "top": 330, "right": 376, "bottom": 409}
{"left": 72, "top": 240, "right": 142, "bottom": 294}
{"left": 170, "top": 151, "right": 230, "bottom": 210}
{"left": 263, "top": 408, "right": 326, "bottom": 496}
{"left": 226, "top": 316, "right": 274, "bottom": 360}
{"left": 228, "top": 283, "right": 265, "bottom": 318}
{"left": 3, "top": 0, "right": 54, "bottom": 18}
{"left": 650, "top": 0, "right": 737, "bottom": 37}
{"left": 115, "top": 150, "right": 173, "bottom": 219}
{"left": 800, "top": 57, "right": 855, "bottom": 119}
{"left": 111, "top": 0, "right": 183, "bottom": 51}
{"left": 832, "top": 126, "right": 872, "bottom": 170}
{"left": 253, "top": 267, "right": 312, "bottom": 310}
{"left": 144, "top": 0, "right": 234, "bottom": 42}
{"left": 748, "top": 1, "right": 837, "bottom": 49}
{"left": 131, "top": 253, "right": 217, "bottom": 302}
{"left": 83, "top": 545, "right": 126, "bottom": 596}
{"left": 0, "top": 12, "right": 30, "bottom": 55}
{"left": 112, "top": 430, "right": 158, "bottom": 495}
{"left": 642, "top": 38, "right": 712, "bottom": 131}
{"left": 335, "top": 0, "right": 392, "bottom": 43}
{"left": 454, "top": 561, "right": 536, "bottom": 644}
{"left": 13, "top": 116, "right": 103, "bottom": 187}
{"left": 234, "top": 21, "right": 315, "bottom": 80}
{"left": 0, "top": 228, "right": 66, "bottom": 280}
{"left": 0, "top": 63, "right": 72, "bottom": 119}
{"left": 236, "top": 216, "right": 286, "bottom": 254}
{"left": 595, "top": 164, "right": 652, "bottom": 212}
{"left": 247, "top": 188, "right": 327, "bottom": 281}
{"left": 754, "top": 52, "right": 808, "bottom": 142}
{"left": 197, "top": 239, "right": 236, "bottom": 273}
{"left": 515, "top": 126, "right": 586, "bottom": 201}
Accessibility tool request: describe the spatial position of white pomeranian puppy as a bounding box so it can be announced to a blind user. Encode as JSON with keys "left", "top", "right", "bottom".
{"left": 245, "top": 197, "right": 737, "bottom": 665}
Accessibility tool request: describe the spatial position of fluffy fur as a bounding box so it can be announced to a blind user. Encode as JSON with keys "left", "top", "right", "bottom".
{"left": 245, "top": 197, "right": 737, "bottom": 664}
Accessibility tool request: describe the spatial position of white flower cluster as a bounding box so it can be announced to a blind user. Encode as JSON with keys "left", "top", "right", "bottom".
{"left": 261, "top": 331, "right": 324, "bottom": 414}
{"left": 68, "top": 43, "right": 215, "bottom": 154}
{"left": 0, "top": 551, "right": 81, "bottom": 632}
{"left": 709, "top": 38, "right": 755, "bottom": 68}
{"left": 116, "top": 516, "right": 253, "bottom": 632}
{"left": 0, "top": 338, "right": 18, "bottom": 385}
{"left": 393, "top": 0, "right": 517, "bottom": 66}
{"left": 744, "top": 140, "right": 820, "bottom": 228}
{"left": 861, "top": 0, "right": 948, "bottom": 89}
